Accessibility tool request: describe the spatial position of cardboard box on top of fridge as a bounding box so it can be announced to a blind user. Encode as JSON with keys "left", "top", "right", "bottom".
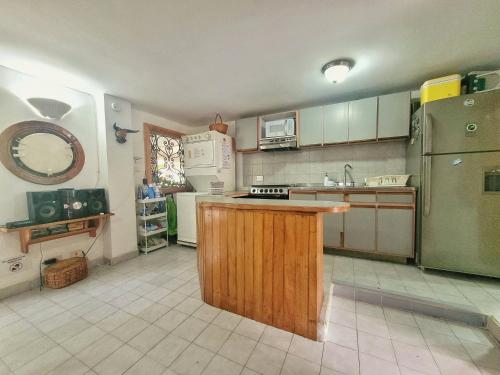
{"left": 420, "top": 74, "right": 461, "bottom": 104}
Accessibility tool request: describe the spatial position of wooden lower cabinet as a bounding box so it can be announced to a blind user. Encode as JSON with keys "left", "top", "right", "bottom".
{"left": 344, "top": 207, "right": 376, "bottom": 251}
{"left": 376, "top": 208, "right": 414, "bottom": 256}
{"left": 317, "top": 194, "right": 343, "bottom": 248}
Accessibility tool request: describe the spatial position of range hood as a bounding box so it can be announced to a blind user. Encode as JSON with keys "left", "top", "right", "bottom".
{"left": 259, "top": 136, "right": 298, "bottom": 151}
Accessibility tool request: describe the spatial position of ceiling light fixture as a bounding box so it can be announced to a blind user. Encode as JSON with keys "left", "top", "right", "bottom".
{"left": 26, "top": 97, "right": 72, "bottom": 120}
{"left": 322, "top": 59, "right": 354, "bottom": 83}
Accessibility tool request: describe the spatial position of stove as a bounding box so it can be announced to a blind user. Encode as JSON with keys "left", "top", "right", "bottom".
{"left": 246, "top": 184, "right": 291, "bottom": 199}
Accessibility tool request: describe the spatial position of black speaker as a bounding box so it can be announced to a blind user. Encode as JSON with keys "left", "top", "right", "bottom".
{"left": 26, "top": 191, "right": 63, "bottom": 224}
{"left": 77, "top": 188, "right": 108, "bottom": 216}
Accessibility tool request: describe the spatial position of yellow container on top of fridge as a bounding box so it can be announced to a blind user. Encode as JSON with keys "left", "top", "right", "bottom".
{"left": 420, "top": 74, "right": 461, "bottom": 104}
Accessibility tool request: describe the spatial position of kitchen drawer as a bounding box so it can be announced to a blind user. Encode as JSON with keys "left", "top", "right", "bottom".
{"left": 289, "top": 192, "right": 316, "bottom": 201}
{"left": 347, "top": 194, "right": 376, "bottom": 203}
{"left": 316, "top": 193, "right": 344, "bottom": 202}
{"left": 377, "top": 194, "right": 414, "bottom": 204}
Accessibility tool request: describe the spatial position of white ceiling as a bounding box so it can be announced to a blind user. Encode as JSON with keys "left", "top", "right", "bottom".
{"left": 1, "top": 0, "right": 500, "bottom": 126}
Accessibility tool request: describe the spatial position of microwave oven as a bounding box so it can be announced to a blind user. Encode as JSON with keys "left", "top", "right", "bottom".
{"left": 264, "top": 118, "right": 295, "bottom": 138}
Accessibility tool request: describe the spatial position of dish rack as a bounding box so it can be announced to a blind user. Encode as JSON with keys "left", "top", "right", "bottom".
{"left": 209, "top": 181, "right": 224, "bottom": 195}
{"left": 365, "top": 175, "right": 411, "bottom": 187}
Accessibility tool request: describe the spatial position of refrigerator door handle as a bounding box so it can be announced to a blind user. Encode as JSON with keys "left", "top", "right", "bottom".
{"left": 423, "top": 156, "right": 432, "bottom": 216}
{"left": 423, "top": 114, "right": 433, "bottom": 155}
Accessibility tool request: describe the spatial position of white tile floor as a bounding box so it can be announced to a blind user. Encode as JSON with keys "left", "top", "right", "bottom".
{"left": 331, "top": 255, "right": 500, "bottom": 322}
{"left": 0, "top": 245, "right": 498, "bottom": 375}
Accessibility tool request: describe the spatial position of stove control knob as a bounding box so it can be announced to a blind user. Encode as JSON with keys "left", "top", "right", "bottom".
{"left": 259, "top": 189, "right": 263, "bottom": 193}
{"left": 264, "top": 189, "right": 268, "bottom": 193}
{"left": 279, "top": 188, "right": 283, "bottom": 193}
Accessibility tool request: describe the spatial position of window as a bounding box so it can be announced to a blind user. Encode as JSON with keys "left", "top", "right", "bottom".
{"left": 143, "top": 123, "right": 186, "bottom": 191}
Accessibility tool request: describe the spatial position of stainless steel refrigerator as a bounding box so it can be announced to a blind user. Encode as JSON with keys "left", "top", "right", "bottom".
{"left": 407, "top": 90, "right": 500, "bottom": 277}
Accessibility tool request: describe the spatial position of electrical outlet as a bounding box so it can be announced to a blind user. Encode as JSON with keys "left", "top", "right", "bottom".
{"left": 255, "top": 175, "right": 264, "bottom": 182}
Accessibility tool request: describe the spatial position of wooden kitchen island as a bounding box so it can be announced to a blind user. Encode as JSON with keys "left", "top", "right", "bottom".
{"left": 196, "top": 196, "right": 349, "bottom": 340}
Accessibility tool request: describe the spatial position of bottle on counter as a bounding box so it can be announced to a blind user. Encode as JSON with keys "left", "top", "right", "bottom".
{"left": 154, "top": 184, "right": 161, "bottom": 198}
{"left": 324, "top": 173, "right": 329, "bottom": 186}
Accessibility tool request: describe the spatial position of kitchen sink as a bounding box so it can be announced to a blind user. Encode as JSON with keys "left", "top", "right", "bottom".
{"left": 291, "top": 182, "right": 362, "bottom": 189}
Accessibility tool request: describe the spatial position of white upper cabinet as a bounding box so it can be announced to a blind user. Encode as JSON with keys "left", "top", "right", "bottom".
{"left": 377, "top": 91, "right": 411, "bottom": 139}
{"left": 323, "top": 102, "right": 348, "bottom": 144}
{"left": 235, "top": 91, "right": 409, "bottom": 152}
{"left": 299, "top": 106, "right": 323, "bottom": 146}
{"left": 235, "top": 117, "right": 258, "bottom": 151}
{"left": 348, "top": 97, "right": 377, "bottom": 142}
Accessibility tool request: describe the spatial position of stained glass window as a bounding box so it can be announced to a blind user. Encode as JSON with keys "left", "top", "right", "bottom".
{"left": 144, "top": 124, "right": 186, "bottom": 189}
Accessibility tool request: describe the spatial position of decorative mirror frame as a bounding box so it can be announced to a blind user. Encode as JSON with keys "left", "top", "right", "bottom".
{"left": 0, "top": 120, "right": 85, "bottom": 185}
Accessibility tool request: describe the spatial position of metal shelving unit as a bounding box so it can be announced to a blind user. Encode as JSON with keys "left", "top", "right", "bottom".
{"left": 137, "top": 197, "right": 168, "bottom": 254}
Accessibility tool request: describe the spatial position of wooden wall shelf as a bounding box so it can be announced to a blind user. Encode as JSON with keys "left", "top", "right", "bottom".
{"left": 0, "top": 213, "right": 114, "bottom": 253}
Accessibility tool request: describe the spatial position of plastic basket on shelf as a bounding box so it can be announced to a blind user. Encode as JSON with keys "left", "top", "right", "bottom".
{"left": 365, "top": 175, "right": 410, "bottom": 187}
{"left": 209, "top": 181, "right": 224, "bottom": 195}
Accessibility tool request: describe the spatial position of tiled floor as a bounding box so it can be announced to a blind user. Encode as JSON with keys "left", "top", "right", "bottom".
{"left": 331, "top": 255, "right": 500, "bottom": 322}
{"left": 0, "top": 245, "right": 498, "bottom": 375}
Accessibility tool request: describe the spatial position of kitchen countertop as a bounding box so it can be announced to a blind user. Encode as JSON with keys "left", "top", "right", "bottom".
{"left": 227, "top": 186, "right": 416, "bottom": 195}
{"left": 197, "top": 194, "right": 349, "bottom": 213}
{"left": 288, "top": 185, "right": 416, "bottom": 193}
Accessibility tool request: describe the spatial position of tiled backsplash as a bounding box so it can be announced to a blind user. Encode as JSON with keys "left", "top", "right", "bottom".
{"left": 237, "top": 141, "right": 407, "bottom": 188}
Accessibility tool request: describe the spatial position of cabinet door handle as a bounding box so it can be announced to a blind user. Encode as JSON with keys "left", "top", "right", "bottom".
{"left": 423, "top": 156, "right": 432, "bottom": 217}
{"left": 423, "top": 114, "right": 433, "bottom": 155}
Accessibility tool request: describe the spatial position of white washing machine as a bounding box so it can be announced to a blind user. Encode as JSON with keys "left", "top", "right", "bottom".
{"left": 177, "top": 131, "right": 235, "bottom": 247}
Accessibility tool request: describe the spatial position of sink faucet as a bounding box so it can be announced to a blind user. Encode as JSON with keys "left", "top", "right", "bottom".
{"left": 344, "top": 164, "right": 353, "bottom": 187}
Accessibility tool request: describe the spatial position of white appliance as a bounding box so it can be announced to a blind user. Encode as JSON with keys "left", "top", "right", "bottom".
{"left": 182, "top": 130, "right": 235, "bottom": 192}
{"left": 260, "top": 117, "right": 297, "bottom": 151}
{"left": 177, "top": 131, "right": 235, "bottom": 247}
{"left": 264, "top": 118, "right": 295, "bottom": 138}
{"left": 176, "top": 192, "right": 206, "bottom": 247}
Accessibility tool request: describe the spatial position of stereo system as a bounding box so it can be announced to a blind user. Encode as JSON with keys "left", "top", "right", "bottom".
{"left": 26, "top": 188, "right": 107, "bottom": 224}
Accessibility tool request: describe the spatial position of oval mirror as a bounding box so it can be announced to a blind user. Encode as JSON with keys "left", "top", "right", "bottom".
{"left": 0, "top": 121, "right": 85, "bottom": 184}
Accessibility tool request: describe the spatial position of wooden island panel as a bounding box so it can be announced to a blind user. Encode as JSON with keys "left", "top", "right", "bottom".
{"left": 197, "top": 204, "right": 324, "bottom": 340}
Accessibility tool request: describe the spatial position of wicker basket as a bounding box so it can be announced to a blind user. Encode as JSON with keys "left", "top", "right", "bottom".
{"left": 208, "top": 113, "right": 228, "bottom": 134}
{"left": 44, "top": 257, "right": 88, "bottom": 289}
